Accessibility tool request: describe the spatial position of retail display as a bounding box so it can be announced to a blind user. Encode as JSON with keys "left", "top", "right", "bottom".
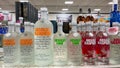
{"left": 53, "top": 20, "right": 67, "bottom": 66}
{"left": 1, "top": 0, "right": 120, "bottom": 67}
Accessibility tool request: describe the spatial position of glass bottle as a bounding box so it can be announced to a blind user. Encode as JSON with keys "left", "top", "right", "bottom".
{"left": 34, "top": 7, "right": 53, "bottom": 66}
{"left": 68, "top": 22, "right": 82, "bottom": 66}
{"left": 53, "top": 20, "right": 67, "bottom": 66}
{"left": 108, "top": 23, "right": 120, "bottom": 64}
{"left": 20, "top": 22, "right": 34, "bottom": 65}
{"left": 3, "top": 22, "right": 19, "bottom": 66}
{"left": 96, "top": 23, "right": 110, "bottom": 65}
{"left": 82, "top": 22, "right": 96, "bottom": 65}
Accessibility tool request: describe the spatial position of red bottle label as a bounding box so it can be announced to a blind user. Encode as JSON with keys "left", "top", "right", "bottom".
{"left": 82, "top": 37, "right": 96, "bottom": 58}
{"left": 111, "top": 38, "right": 120, "bottom": 44}
{"left": 96, "top": 36, "right": 110, "bottom": 57}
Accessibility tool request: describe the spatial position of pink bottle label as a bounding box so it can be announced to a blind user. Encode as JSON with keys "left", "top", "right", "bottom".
{"left": 111, "top": 38, "right": 120, "bottom": 44}
{"left": 82, "top": 37, "right": 95, "bottom": 58}
{"left": 96, "top": 37, "right": 110, "bottom": 58}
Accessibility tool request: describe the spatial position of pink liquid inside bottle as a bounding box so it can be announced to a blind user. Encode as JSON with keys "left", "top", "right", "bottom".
{"left": 96, "top": 23, "right": 110, "bottom": 65}
{"left": 82, "top": 22, "right": 96, "bottom": 65}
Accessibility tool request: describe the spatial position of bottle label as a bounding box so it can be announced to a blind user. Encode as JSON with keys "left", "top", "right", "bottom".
{"left": 70, "top": 39, "right": 81, "bottom": 45}
{"left": 20, "top": 39, "right": 33, "bottom": 46}
{"left": 82, "top": 37, "right": 96, "bottom": 58}
{"left": 96, "top": 37, "right": 110, "bottom": 58}
{"left": 3, "top": 39, "right": 15, "bottom": 46}
{"left": 35, "top": 28, "right": 51, "bottom": 36}
{"left": 34, "top": 36, "right": 52, "bottom": 62}
{"left": 98, "top": 39, "right": 110, "bottom": 45}
{"left": 84, "top": 39, "right": 96, "bottom": 45}
{"left": 107, "top": 27, "right": 119, "bottom": 35}
{"left": 20, "top": 39, "right": 33, "bottom": 63}
{"left": 111, "top": 38, "right": 120, "bottom": 44}
{"left": 54, "top": 39, "right": 66, "bottom": 45}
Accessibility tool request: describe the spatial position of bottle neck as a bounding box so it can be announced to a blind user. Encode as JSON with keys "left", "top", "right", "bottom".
{"left": 58, "top": 25, "right": 63, "bottom": 33}
{"left": 41, "top": 11, "right": 48, "bottom": 21}
{"left": 86, "top": 25, "right": 92, "bottom": 31}
{"left": 15, "top": 26, "right": 21, "bottom": 33}
{"left": 100, "top": 26, "right": 105, "bottom": 32}
{"left": 25, "top": 25, "right": 30, "bottom": 32}
{"left": 113, "top": 4, "right": 118, "bottom": 11}
{"left": 71, "top": 25, "right": 77, "bottom": 33}
{"left": 8, "top": 25, "right": 14, "bottom": 32}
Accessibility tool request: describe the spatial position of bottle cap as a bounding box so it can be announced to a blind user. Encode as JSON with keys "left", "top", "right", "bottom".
{"left": 15, "top": 23, "right": 20, "bottom": 26}
{"left": 19, "top": 17, "right": 23, "bottom": 20}
{"left": 30, "top": 23, "right": 34, "bottom": 26}
{"left": 24, "top": 22, "right": 30, "bottom": 25}
{"left": 8, "top": 21, "right": 14, "bottom": 25}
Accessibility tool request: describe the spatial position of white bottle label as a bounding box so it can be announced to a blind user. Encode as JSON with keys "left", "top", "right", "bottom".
{"left": 3, "top": 39, "right": 17, "bottom": 63}
{"left": 20, "top": 39, "right": 34, "bottom": 64}
{"left": 34, "top": 28, "right": 53, "bottom": 63}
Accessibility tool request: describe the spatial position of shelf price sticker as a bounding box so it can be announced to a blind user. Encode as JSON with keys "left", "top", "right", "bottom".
{"left": 3, "top": 39, "right": 15, "bottom": 46}
{"left": 35, "top": 28, "right": 51, "bottom": 36}
{"left": 20, "top": 39, "right": 33, "bottom": 46}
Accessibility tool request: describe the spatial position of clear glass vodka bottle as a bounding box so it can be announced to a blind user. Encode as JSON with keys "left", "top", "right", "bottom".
{"left": 53, "top": 20, "right": 67, "bottom": 66}
{"left": 68, "top": 22, "right": 82, "bottom": 66}
{"left": 34, "top": 7, "right": 53, "bottom": 66}
{"left": 19, "top": 22, "right": 34, "bottom": 65}
{"left": 108, "top": 23, "right": 120, "bottom": 64}
{"left": 3, "top": 22, "right": 19, "bottom": 66}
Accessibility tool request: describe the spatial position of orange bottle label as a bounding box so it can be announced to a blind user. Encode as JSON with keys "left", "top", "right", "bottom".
{"left": 20, "top": 39, "right": 33, "bottom": 46}
{"left": 35, "top": 28, "right": 51, "bottom": 36}
{"left": 3, "top": 39, "right": 15, "bottom": 46}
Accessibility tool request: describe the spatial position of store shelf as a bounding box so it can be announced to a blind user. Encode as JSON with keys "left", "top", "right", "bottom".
{"left": 0, "top": 65, "right": 120, "bottom": 68}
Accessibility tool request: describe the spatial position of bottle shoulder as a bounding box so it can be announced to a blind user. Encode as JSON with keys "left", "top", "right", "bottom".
{"left": 35, "top": 20, "right": 53, "bottom": 27}
{"left": 68, "top": 32, "right": 81, "bottom": 38}
{"left": 54, "top": 32, "right": 66, "bottom": 38}
{"left": 20, "top": 32, "right": 34, "bottom": 38}
{"left": 4, "top": 32, "right": 18, "bottom": 38}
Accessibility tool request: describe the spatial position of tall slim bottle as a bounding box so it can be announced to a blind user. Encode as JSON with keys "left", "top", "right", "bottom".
{"left": 53, "top": 20, "right": 67, "bottom": 66}
{"left": 3, "top": 22, "right": 19, "bottom": 66}
{"left": 96, "top": 23, "right": 110, "bottom": 65}
{"left": 110, "top": 0, "right": 119, "bottom": 27}
{"left": 20, "top": 22, "right": 34, "bottom": 65}
{"left": 34, "top": 7, "right": 53, "bottom": 66}
{"left": 68, "top": 22, "right": 82, "bottom": 66}
{"left": 82, "top": 22, "right": 96, "bottom": 65}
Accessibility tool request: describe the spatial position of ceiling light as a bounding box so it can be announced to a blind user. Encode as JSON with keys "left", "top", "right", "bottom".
{"left": 62, "top": 8, "right": 69, "bottom": 11}
{"left": 19, "top": 0, "right": 29, "bottom": 2}
{"left": 108, "top": 2, "right": 114, "bottom": 5}
{"left": 94, "top": 9, "right": 101, "bottom": 11}
{"left": 65, "top": 1, "right": 73, "bottom": 4}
